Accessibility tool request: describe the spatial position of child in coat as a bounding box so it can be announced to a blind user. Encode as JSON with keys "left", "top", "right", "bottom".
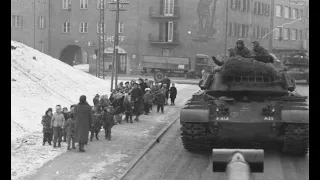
{"left": 41, "top": 108, "right": 53, "bottom": 146}
{"left": 64, "top": 113, "right": 76, "bottom": 150}
{"left": 169, "top": 83, "right": 177, "bottom": 105}
{"left": 156, "top": 92, "right": 166, "bottom": 113}
{"left": 123, "top": 94, "right": 134, "bottom": 123}
{"left": 62, "top": 107, "right": 69, "bottom": 142}
{"left": 90, "top": 107, "right": 103, "bottom": 141}
{"left": 143, "top": 88, "right": 153, "bottom": 115}
{"left": 102, "top": 106, "right": 114, "bottom": 140}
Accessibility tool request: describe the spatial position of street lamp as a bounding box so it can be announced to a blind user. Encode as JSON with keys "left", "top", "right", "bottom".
{"left": 107, "top": 0, "right": 129, "bottom": 92}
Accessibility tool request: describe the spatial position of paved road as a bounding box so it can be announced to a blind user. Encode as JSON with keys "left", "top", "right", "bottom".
{"left": 123, "top": 85, "right": 309, "bottom": 180}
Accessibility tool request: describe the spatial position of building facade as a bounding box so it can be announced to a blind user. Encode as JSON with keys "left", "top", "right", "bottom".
{"left": 11, "top": 0, "right": 50, "bottom": 54}
{"left": 11, "top": 0, "right": 307, "bottom": 75}
{"left": 272, "top": 0, "right": 309, "bottom": 60}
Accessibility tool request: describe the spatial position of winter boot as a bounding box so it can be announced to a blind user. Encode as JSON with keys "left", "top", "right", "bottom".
{"left": 58, "top": 142, "right": 61, "bottom": 148}
{"left": 72, "top": 145, "right": 76, "bottom": 149}
{"left": 80, "top": 143, "right": 85, "bottom": 152}
{"left": 53, "top": 143, "right": 57, "bottom": 148}
{"left": 67, "top": 146, "right": 71, "bottom": 150}
{"left": 90, "top": 132, "right": 94, "bottom": 141}
{"left": 125, "top": 117, "right": 128, "bottom": 123}
{"left": 130, "top": 119, "right": 133, "bottom": 123}
{"left": 48, "top": 142, "right": 52, "bottom": 145}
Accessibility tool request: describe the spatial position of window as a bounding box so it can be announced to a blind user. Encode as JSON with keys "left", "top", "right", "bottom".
{"left": 237, "top": 24, "right": 242, "bottom": 37}
{"left": 284, "top": 6, "right": 290, "bottom": 18}
{"left": 162, "top": 48, "right": 173, "bottom": 56}
{"left": 167, "top": 21, "right": 173, "bottom": 42}
{"left": 258, "top": 2, "right": 261, "bottom": 15}
{"left": 245, "top": 25, "right": 249, "bottom": 37}
{"left": 274, "top": 27, "right": 281, "bottom": 39}
{"left": 96, "top": 0, "right": 105, "bottom": 9}
{"left": 62, "top": 0, "right": 71, "bottom": 9}
{"left": 232, "top": 23, "right": 237, "bottom": 36}
{"left": 11, "top": 15, "right": 22, "bottom": 28}
{"left": 231, "top": 0, "right": 236, "bottom": 10}
{"left": 300, "top": 30, "right": 303, "bottom": 40}
{"left": 276, "top": 5, "right": 282, "bottom": 17}
{"left": 242, "top": 0, "right": 246, "bottom": 11}
{"left": 97, "top": 23, "right": 105, "bottom": 33}
{"left": 228, "top": 22, "right": 233, "bottom": 36}
{"left": 62, "top": 22, "right": 70, "bottom": 33}
{"left": 241, "top": 24, "right": 246, "bottom": 37}
{"left": 265, "top": 4, "right": 270, "bottom": 16}
{"left": 80, "top": 0, "right": 88, "bottom": 9}
{"left": 79, "top": 22, "right": 88, "bottom": 33}
{"left": 306, "top": 29, "right": 309, "bottom": 40}
{"left": 118, "top": 22, "right": 124, "bottom": 33}
{"left": 38, "top": 16, "right": 45, "bottom": 29}
{"left": 292, "top": 8, "right": 298, "bottom": 19}
{"left": 164, "top": 0, "right": 174, "bottom": 16}
{"left": 254, "top": 2, "right": 257, "bottom": 14}
{"left": 283, "top": 28, "right": 289, "bottom": 40}
{"left": 291, "top": 29, "right": 297, "bottom": 40}
{"left": 300, "top": 9, "right": 303, "bottom": 18}
{"left": 257, "top": 26, "right": 261, "bottom": 38}
{"left": 39, "top": 41, "right": 43, "bottom": 52}
{"left": 266, "top": 28, "right": 269, "bottom": 39}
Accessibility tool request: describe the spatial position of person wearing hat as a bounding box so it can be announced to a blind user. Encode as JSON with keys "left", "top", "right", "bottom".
{"left": 74, "top": 95, "right": 93, "bottom": 152}
{"left": 234, "top": 39, "right": 251, "bottom": 58}
{"left": 41, "top": 108, "right": 53, "bottom": 146}
{"left": 169, "top": 83, "right": 177, "bottom": 105}
{"left": 123, "top": 94, "right": 134, "bottom": 123}
{"left": 143, "top": 88, "right": 153, "bottom": 115}
{"left": 138, "top": 78, "right": 147, "bottom": 92}
{"left": 93, "top": 94, "right": 100, "bottom": 106}
{"left": 101, "top": 106, "right": 114, "bottom": 140}
{"left": 251, "top": 41, "right": 270, "bottom": 57}
{"left": 131, "top": 82, "right": 144, "bottom": 121}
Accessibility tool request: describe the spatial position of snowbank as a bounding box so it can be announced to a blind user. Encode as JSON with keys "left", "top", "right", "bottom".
{"left": 11, "top": 41, "right": 114, "bottom": 179}
{"left": 73, "top": 64, "right": 89, "bottom": 72}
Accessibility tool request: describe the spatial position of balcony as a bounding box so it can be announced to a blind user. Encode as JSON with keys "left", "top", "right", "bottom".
{"left": 148, "top": 33, "right": 179, "bottom": 45}
{"left": 149, "top": 6, "right": 179, "bottom": 19}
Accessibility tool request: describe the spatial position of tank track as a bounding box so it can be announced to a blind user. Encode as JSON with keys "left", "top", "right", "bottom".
{"left": 282, "top": 123, "right": 309, "bottom": 156}
{"left": 180, "top": 122, "right": 213, "bottom": 152}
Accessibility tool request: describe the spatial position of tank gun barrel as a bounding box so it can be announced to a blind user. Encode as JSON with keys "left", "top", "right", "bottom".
{"left": 212, "top": 149, "right": 264, "bottom": 180}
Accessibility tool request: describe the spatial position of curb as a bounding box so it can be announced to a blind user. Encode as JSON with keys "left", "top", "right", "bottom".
{"left": 118, "top": 116, "right": 180, "bottom": 180}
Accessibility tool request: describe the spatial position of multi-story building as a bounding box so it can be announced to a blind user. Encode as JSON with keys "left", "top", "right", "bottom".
{"left": 11, "top": 0, "right": 50, "bottom": 54}
{"left": 13, "top": 0, "right": 291, "bottom": 75}
{"left": 271, "top": 0, "right": 309, "bottom": 60}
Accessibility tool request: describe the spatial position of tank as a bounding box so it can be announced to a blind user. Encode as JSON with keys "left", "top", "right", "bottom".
{"left": 282, "top": 52, "right": 309, "bottom": 84}
{"left": 180, "top": 56, "right": 309, "bottom": 156}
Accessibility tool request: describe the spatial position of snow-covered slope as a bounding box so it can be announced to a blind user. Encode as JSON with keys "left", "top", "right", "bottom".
{"left": 11, "top": 41, "right": 111, "bottom": 179}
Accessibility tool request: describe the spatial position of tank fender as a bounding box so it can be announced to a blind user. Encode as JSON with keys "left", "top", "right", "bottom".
{"left": 281, "top": 110, "right": 309, "bottom": 123}
{"left": 180, "top": 109, "right": 209, "bottom": 123}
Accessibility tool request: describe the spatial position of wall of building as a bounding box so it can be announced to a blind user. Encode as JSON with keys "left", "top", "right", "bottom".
{"left": 272, "top": 0, "right": 309, "bottom": 55}
{"left": 11, "top": 0, "right": 49, "bottom": 54}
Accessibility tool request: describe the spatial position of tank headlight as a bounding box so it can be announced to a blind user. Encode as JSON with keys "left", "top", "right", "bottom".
{"left": 271, "top": 108, "right": 275, "bottom": 112}
{"left": 216, "top": 108, "right": 219, "bottom": 112}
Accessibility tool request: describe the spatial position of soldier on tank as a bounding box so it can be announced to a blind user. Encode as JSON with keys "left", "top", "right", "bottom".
{"left": 234, "top": 39, "right": 251, "bottom": 58}
{"left": 212, "top": 48, "right": 237, "bottom": 66}
{"left": 251, "top": 41, "right": 269, "bottom": 57}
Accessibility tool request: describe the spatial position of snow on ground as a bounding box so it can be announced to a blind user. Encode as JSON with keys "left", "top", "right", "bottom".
{"left": 73, "top": 64, "right": 89, "bottom": 72}
{"left": 11, "top": 41, "right": 188, "bottom": 180}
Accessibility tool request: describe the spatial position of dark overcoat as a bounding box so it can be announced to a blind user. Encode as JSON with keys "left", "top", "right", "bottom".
{"left": 74, "top": 102, "right": 93, "bottom": 143}
{"left": 41, "top": 115, "right": 53, "bottom": 134}
{"left": 131, "top": 87, "right": 144, "bottom": 115}
{"left": 169, "top": 87, "right": 177, "bottom": 98}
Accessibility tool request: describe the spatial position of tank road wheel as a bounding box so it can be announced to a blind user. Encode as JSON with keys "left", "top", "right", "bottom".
{"left": 282, "top": 124, "right": 309, "bottom": 156}
{"left": 154, "top": 71, "right": 164, "bottom": 82}
{"left": 180, "top": 123, "right": 212, "bottom": 152}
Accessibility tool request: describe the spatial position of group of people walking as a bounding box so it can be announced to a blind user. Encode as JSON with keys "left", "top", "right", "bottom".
{"left": 41, "top": 76, "right": 177, "bottom": 152}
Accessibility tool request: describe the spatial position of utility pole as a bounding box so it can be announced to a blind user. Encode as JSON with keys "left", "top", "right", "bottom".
{"left": 107, "top": 0, "right": 129, "bottom": 92}
{"left": 224, "top": 0, "right": 229, "bottom": 58}
{"left": 98, "top": 0, "right": 105, "bottom": 79}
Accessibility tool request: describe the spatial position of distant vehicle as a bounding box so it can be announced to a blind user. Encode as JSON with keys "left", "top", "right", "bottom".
{"left": 282, "top": 52, "right": 309, "bottom": 84}
{"left": 185, "top": 54, "right": 216, "bottom": 79}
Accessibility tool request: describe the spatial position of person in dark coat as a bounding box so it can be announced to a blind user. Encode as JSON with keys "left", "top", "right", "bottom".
{"left": 131, "top": 82, "right": 144, "bottom": 121}
{"left": 251, "top": 41, "right": 270, "bottom": 57}
{"left": 161, "top": 75, "right": 171, "bottom": 104}
{"left": 64, "top": 113, "right": 76, "bottom": 150}
{"left": 74, "top": 95, "right": 93, "bottom": 152}
{"left": 123, "top": 94, "right": 134, "bottom": 123}
{"left": 156, "top": 92, "right": 166, "bottom": 113}
{"left": 234, "top": 39, "right": 251, "bottom": 58}
{"left": 143, "top": 88, "right": 153, "bottom": 115}
{"left": 41, "top": 108, "right": 53, "bottom": 146}
{"left": 102, "top": 106, "right": 114, "bottom": 140}
{"left": 90, "top": 107, "right": 103, "bottom": 141}
{"left": 169, "top": 83, "right": 177, "bottom": 105}
{"left": 138, "top": 78, "right": 147, "bottom": 92}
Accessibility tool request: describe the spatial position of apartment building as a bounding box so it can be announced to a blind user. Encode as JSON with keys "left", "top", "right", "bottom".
{"left": 272, "top": 0, "right": 309, "bottom": 60}
{"left": 11, "top": 0, "right": 49, "bottom": 54}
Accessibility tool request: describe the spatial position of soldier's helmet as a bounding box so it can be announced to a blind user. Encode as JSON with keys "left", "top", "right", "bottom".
{"left": 252, "top": 41, "right": 260, "bottom": 47}
{"left": 236, "top": 39, "right": 244, "bottom": 45}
